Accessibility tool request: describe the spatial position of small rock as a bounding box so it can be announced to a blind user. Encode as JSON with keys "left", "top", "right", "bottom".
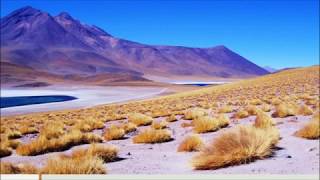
{"left": 127, "top": 152, "right": 131, "bottom": 156}
{"left": 309, "top": 147, "right": 316, "bottom": 152}
{"left": 148, "top": 147, "right": 153, "bottom": 150}
{"left": 286, "top": 155, "right": 292, "bottom": 158}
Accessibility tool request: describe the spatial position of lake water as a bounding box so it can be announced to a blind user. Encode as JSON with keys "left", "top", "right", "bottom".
{"left": 0, "top": 95, "right": 77, "bottom": 108}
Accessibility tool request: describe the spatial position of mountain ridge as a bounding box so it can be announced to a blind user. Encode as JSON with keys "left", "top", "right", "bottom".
{"left": 1, "top": 6, "right": 269, "bottom": 79}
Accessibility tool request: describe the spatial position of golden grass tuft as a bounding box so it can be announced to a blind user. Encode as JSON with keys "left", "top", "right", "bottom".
{"left": 39, "top": 121, "right": 65, "bottom": 139}
{"left": 218, "top": 105, "right": 233, "bottom": 113}
{"left": 177, "top": 134, "right": 204, "bottom": 152}
{"left": 295, "top": 113, "right": 320, "bottom": 139}
{"left": 133, "top": 129, "right": 172, "bottom": 144}
{"left": 166, "top": 114, "right": 178, "bottom": 122}
{"left": 184, "top": 108, "right": 207, "bottom": 120}
{"left": 192, "top": 125, "right": 278, "bottom": 170}
{"left": 19, "top": 126, "right": 38, "bottom": 135}
{"left": 151, "top": 120, "right": 169, "bottom": 129}
{"left": 246, "top": 105, "right": 261, "bottom": 116}
{"left": 16, "top": 130, "right": 103, "bottom": 156}
{"left": 193, "top": 116, "right": 220, "bottom": 133}
{"left": 216, "top": 114, "right": 230, "bottom": 127}
{"left": 261, "top": 104, "right": 271, "bottom": 112}
{"left": 120, "top": 122, "right": 137, "bottom": 133}
{"left": 233, "top": 109, "right": 249, "bottom": 119}
{"left": 41, "top": 155, "right": 106, "bottom": 174}
{"left": 128, "top": 113, "right": 153, "bottom": 126}
{"left": 254, "top": 112, "right": 275, "bottom": 129}
{"left": 103, "top": 125, "right": 125, "bottom": 141}
{"left": 0, "top": 162, "right": 38, "bottom": 174}
{"left": 71, "top": 144, "right": 118, "bottom": 162}
{"left": 298, "top": 104, "right": 314, "bottom": 116}
{"left": 272, "top": 103, "right": 298, "bottom": 118}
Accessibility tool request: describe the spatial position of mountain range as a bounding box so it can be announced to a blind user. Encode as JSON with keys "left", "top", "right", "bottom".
{"left": 1, "top": 6, "right": 269, "bottom": 86}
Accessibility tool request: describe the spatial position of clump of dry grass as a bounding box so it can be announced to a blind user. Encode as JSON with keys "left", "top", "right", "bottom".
{"left": 7, "top": 130, "right": 22, "bottom": 139}
{"left": 254, "top": 112, "right": 275, "bottom": 129}
{"left": 103, "top": 125, "right": 125, "bottom": 141}
{"left": 193, "top": 116, "right": 220, "bottom": 133}
{"left": 151, "top": 120, "right": 169, "bottom": 129}
{"left": 177, "top": 134, "right": 204, "bottom": 152}
{"left": 128, "top": 113, "right": 153, "bottom": 126}
{"left": 272, "top": 103, "right": 298, "bottom": 118}
{"left": 261, "top": 104, "right": 271, "bottom": 112}
{"left": 133, "top": 129, "right": 172, "bottom": 143}
{"left": 74, "top": 118, "right": 105, "bottom": 132}
{"left": 295, "top": 113, "right": 319, "bottom": 139}
{"left": 120, "top": 122, "right": 137, "bottom": 133}
{"left": 41, "top": 155, "right": 106, "bottom": 174}
{"left": 184, "top": 108, "right": 207, "bottom": 120}
{"left": 298, "top": 104, "right": 313, "bottom": 116}
{"left": 192, "top": 125, "right": 278, "bottom": 170}
{"left": 216, "top": 114, "right": 230, "bottom": 127}
{"left": 39, "top": 121, "right": 65, "bottom": 139}
{"left": 19, "top": 126, "right": 38, "bottom": 135}
{"left": 166, "top": 114, "right": 177, "bottom": 122}
{"left": 233, "top": 109, "right": 249, "bottom": 119}
{"left": 246, "top": 105, "right": 261, "bottom": 116}
{"left": 16, "top": 130, "right": 103, "bottom": 156}
{"left": 181, "top": 122, "right": 193, "bottom": 128}
{"left": 71, "top": 144, "right": 118, "bottom": 162}
{"left": 218, "top": 105, "right": 233, "bottom": 113}
{"left": 0, "top": 162, "right": 38, "bottom": 174}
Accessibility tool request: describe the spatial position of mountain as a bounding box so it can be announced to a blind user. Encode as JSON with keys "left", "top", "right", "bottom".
{"left": 1, "top": 6, "right": 269, "bottom": 81}
{"left": 263, "top": 66, "right": 278, "bottom": 73}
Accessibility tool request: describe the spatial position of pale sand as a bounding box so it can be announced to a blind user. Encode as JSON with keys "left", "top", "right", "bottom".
{"left": 0, "top": 86, "right": 167, "bottom": 116}
{"left": 1, "top": 111, "right": 319, "bottom": 174}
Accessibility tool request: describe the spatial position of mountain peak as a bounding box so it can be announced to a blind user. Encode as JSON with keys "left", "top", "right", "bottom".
{"left": 56, "top": 12, "right": 73, "bottom": 20}
{"left": 7, "top": 6, "right": 44, "bottom": 17}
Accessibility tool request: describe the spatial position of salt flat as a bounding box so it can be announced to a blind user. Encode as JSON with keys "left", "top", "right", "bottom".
{"left": 1, "top": 86, "right": 167, "bottom": 116}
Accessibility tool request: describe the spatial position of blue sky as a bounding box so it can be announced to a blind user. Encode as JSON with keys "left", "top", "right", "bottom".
{"left": 1, "top": 0, "right": 319, "bottom": 69}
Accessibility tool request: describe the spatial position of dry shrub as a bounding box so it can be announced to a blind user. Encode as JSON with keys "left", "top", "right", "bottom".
{"left": 254, "top": 112, "right": 275, "bottom": 129}
{"left": 41, "top": 155, "right": 106, "bottom": 174}
{"left": 151, "top": 120, "right": 169, "bottom": 129}
{"left": 133, "top": 129, "right": 172, "bottom": 143}
{"left": 7, "top": 130, "right": 22, "bottom": 139}
{"left": 246, "top": 105, "right": 261, "bottom": 116}
{"left": 193, "top": 116, "right": 220, "bottom": 133}
{"left": 261, "top": 104, "right": 271, "bottom": 112}
{"left": 128, "top": 113, "right": 153, "bottom": 126}
{"left": 16, "top": 130, "right": 103, "bottom": 156}
{"left": 216, "top": 114, "right": 230, "bottom": 127}
{"left": 271, "top": 98, "right": 282, "bottom": 105}
{"left": 120, "top": 122, "right": 137, "bottom": 133}
{"left": 233, "top": 109, "right": 249, "bottom": 119}
{"left": 218, "top": 105, "right": 233, "bottom": 113}
{"left": 75, "top": 118, "right": 105, "bottom": 132}
{"left": 272, "top": 103, "right": 298, "bottom": 118}
{"left": 177, "top": 134, "right": 204, "bottom": 152}
{"left": 295, "top": 113, "right": 320, "bottom": 139}
{"left": 0, "top": 162, "right": 38, "bottom": 174}
{"left": 181, "top": 122, "right": 193, "bottom": 128}
{"left": 192, "top": 125, "right": 278, "bottom": 170}
{"left": 166, "top": 114, "right": 177, "bottom": 122}
{"left": 103, "top": 125, "right": 125, "bottom": 141}
{"left": 0, "top": 136, "right": 13, "bottom": 158}
{"left": 39, "top": 121, "right": 65, "bottom": 139}
{"left": 19, "top": 126, "right": 38, "bottom": 135}
{"left": 71, "top": 144, "right": 118, "bottom": 162}
{"left": 250, "top": 99, "right": 263, "bottom": 105}
{"left": 298, "top": 104, "right": 313, "bottom": 116}
{"left": 184, "top": 108, "right": 207, "bottom": 120}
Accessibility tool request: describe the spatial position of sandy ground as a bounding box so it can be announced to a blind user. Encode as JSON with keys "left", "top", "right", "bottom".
{"left": 1, "top": 111, "right": 319, "bottom": 174}
{"left": 1, "top": 86, "right": 167, "bottom": 116}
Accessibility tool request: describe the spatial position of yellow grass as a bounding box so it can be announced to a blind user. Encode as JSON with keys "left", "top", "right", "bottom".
{"left": 298, "top": 104, "right": 314, "bottom": 116}
{"left": 39, "top": 121, "right": 65, "bottom": 139}
{"left": 151, "top": 120, "right": 169, "bottom": 129}
{"left": 133, "top": 129, "right": 172, "bottom": 143}
{"left": 295, "top": 113, "right": 320, "bottom": 139}
{"left": 218, "top": 105, "right": 233, "bottom": 113}
{"left": 120, "top": 122, "right": 137, "bottom": 133}
{"left": 246, "top": 105, "right": 261, "bottom": 116}
{"left": 0, "top": 162, "right": 38, "bottom": 174}
{"left": 16, "top": 130, "right": 103, "bottom": 156}
{"left": 177, "top": 134, "right": 204, "bottom": 152}
{"left": 193, "top": 116, "right": 220, "bottom": 133}
{"left": 216, "top": 114, "right": 230, "bottom": 127}
{"left": 192, "top": 125, "right": 278, "bottom": 170}
{"left": 261, "top": 104, "right": 271, "bottom": 112}
{"left": 184, "top": 108, "right": 207, "bottom": 120}
{"left": 233, "top": 109, "right": 249, "bottom": 119}
{"left": 254, "top": 112, "right": 275, "bottom": 129}
{"left": 41, "top": 155, "right": 106, "bottom": 174}
{"left": 272, "top": 102, "right": 299, "bottom": 118}
{"left": 128, "top": 113, "right": 153, "bottom": 126}
{"left": 103, "top": 125, "right": 125, "bottom": 141}
{"left": 71, "top": 144, "right": 118, "bottom": 162}
{"left": 166, "top": 114, "right": 178, "bottom": 122}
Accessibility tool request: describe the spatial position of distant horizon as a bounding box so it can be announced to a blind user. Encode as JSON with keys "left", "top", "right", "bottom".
{"left": 1, "top": 0, "right": 319, "bottom": 69}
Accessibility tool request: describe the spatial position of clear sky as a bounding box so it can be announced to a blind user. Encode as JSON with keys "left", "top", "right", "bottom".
{"left": 1, "top": 0, "right": 319, "bottom": 69}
